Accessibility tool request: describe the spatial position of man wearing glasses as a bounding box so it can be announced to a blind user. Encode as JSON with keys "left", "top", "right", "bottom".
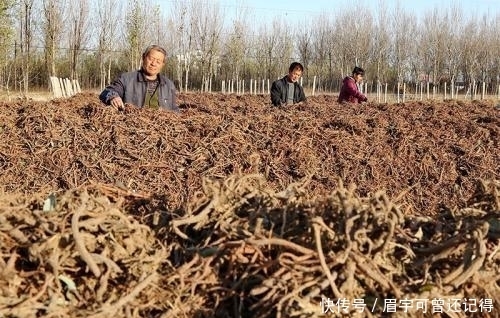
{"left": 99, "top": 45, "right": 179, "bottom": 112}
{"left": 338, "top": 66, "right": 368, "bottom": 104}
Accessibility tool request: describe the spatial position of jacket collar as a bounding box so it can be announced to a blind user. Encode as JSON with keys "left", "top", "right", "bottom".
{"left": 282, "top": 75, "right": 296, "bottom": 85}
{"left": 137, "top": 68, "right": 163, "bottom": 84}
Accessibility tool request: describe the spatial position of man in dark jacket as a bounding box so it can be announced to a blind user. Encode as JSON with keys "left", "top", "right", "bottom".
{"left": 270, "top": 62, "right": 307, "bottom": 106}
{"left": 99, "top": 45, "right": 179, "bottom": 112}
{"left": 338, "top": 66, "right": 368, "bottom": 104}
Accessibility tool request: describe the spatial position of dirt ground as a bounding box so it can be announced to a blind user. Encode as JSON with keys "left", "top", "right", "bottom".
{"left": 0, "top": 92, "right": 499, "bottom": 317}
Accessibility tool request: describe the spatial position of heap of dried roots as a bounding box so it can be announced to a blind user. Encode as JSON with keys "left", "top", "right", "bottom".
{"left": 1, "top": 176, "right": 498, "bottom": 317}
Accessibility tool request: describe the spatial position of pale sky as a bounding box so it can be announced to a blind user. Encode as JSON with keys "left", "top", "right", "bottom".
{"left": 214, "top": 0, "right": 500, "bottom": 23}
{"left": 153, "top": 0, "right": 500, "bottom": 29}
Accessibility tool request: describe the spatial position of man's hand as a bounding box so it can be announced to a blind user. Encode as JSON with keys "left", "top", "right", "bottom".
{"left": 110, "top": 96, "right": 124, "bottom": 110}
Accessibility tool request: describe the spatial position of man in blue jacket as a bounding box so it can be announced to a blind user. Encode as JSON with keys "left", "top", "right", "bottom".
{"left": 99, "top": 45, "right": 179, "bottom": 112}
{"left": 270, "top": 62, "right": 307, "bottom": 106}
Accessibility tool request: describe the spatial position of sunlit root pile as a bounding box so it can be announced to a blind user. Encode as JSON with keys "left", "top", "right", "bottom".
{"left": 1, "top": 176, "right": 498, "bottom": 317}
{"left": 0, "top": 93, "right": 499, "bottom": 317}
{"left": 0, "top": 93, "right": 498, "bottom": 215}
{"left": 0, "top": 185, "right": 167, "bottom": 317}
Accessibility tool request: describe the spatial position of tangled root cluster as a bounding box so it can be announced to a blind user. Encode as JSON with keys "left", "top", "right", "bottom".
{"left": 1, "top": 177, "right": 498, "bottom": 317}
{"left": 0, "top": 93, "right": 499, "bottom": 317}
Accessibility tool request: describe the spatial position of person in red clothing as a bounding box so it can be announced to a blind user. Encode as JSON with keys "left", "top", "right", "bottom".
{"left": 338, "top": 66, "right": 368, "bottom": 103}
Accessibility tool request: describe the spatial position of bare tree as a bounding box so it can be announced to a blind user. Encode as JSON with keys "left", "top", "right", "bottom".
{"left": 190, "top": 0, "right": 223, "bottom": 91}
{"left": 95, "top": 0, "right": 122, "bottom": 88}
{"left": 390, "top": 3, "right": 417, "bottom": 83}
{"left": 3, "top": 0, "right": 500, "bottom": 94}
{"left": 331, "top": 13, "right": 352, "bottom": 78}
{"left": 459, "top": 16, "right": 481, "bottom": 90}
{"left": 68, "top": 0, "right": 90, "bottom": 80}
{"left": 420, "top": 8, "right": 449, "bottom": 87}
{"left": 490, "top": 13, "right": 500, "bottom": 92}
{"left": 371, "top": 0, "right": 390, "bottom": 84}
{"left": 478, "top": 13, "right": 500, "bottom": 91}
{"left": 0, "top": 0, "right": 15, "bottom": 90}
{"left": 312, "top": 14, "right": 333, "bottom": 90}
{"left": 222, "top": 16, "right": 249, "bottom": 86}
{"left": 295, "top": 19, "right": 314, "bottom": 83}
{"left": 171, "top": 0, "right": 194, "bottom": 91}
{"left": 258, "top": 17, "right": 293, "bottom": 81}
{"left": 42, "top": 0, "right": 66, "bottom": 77}
{"left": 444, "top": 5, "right": 464, "bottom": 90}
{"left": 125, "top": 0, "right": 151, "bottom": 70}
{"left": 352, "top": 8, "right": 373, "bottom": 69}
{"left": 18, "top": 0, "right": 35, "bottom": 94}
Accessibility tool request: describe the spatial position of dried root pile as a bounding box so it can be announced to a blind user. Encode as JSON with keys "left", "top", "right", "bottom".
{"left": 0, "top": 93, "right": 499, "bottom": 317}
{"left": 0, "top": 93, "right": 498, "bottom": 214}
{"left": 0, "top": 186, "right": 168, "bottom": 317}
{"left": 0, "top": 176, "right": 499, "bottom": 317}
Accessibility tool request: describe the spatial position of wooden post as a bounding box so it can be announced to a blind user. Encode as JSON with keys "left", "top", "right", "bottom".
{"left": 72, "top": 79, "right": 80, "bottom": 94}
{"left": 267, "top": 79, "right": 270, "bottom": 94}
{"left": 426, "top": 82, "right": 430, "bottom": 100}
{"left": 397, "top": 82, "right": 400, "bottom": 103}
{"left": 498, "top": 85, "right": 500, "bottom": 100}
{"left": 377, "top": 81, "right": 381, "bottom": 103}
{"left": 444, "top": 82, "right": 447, "bottom": 100}
{"left": 420, "top": 82, "right": 423, "bottom": 101}
{"left": 261, "top": 79, "right": 265, "bottom": 94}
{"left": 384, "top": 83, "right": 387, "bottom": 103}
{"left": 378, "top": 82, "right": 380, "bottom": 101}
{"left": 402, "top": 82, "right": 406, "bottom": 103}
{"left": 222, "top": 80, "right": 225, "bottom": 94}
{"left": 250, "top": 79, "right": 253, "bottom": 94}
{"left": 50, "top": 76, "right": 63, "bottom": 98}
{"left": 482, "top": 81, "right": 485, "bottom": 100}
{"left": 59, "top": 78, "right": 66, "bottom": 97}
{"left": 451, "top": 81, "right": 454, "bottom": 99}
{"left": 312, "top": 76, "right": 316, "bottom": 96}
{"left": 472, "top": 80, "right": 476, "bottom": 100}
{"left": 66, "top": 78, "right": 74, "bottom": 96}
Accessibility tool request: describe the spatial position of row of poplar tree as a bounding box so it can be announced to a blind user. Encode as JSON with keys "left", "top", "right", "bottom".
{"left": 0, "top": 0, "right": 499, "bottom": 95}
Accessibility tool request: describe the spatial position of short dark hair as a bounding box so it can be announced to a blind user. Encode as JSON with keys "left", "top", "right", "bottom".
{"left": 289, "top": 62, "right": 304, "bottom": 73}
{"left": 142, "top": 45, "right": 167, "bottom": 62}
{"left": 352, "top": 66, "right": 365, "bottom": 75}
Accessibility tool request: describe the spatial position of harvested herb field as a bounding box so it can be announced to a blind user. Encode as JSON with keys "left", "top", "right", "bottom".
{"left": 0, "top": 93, "right": 499, "bottom": 317}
